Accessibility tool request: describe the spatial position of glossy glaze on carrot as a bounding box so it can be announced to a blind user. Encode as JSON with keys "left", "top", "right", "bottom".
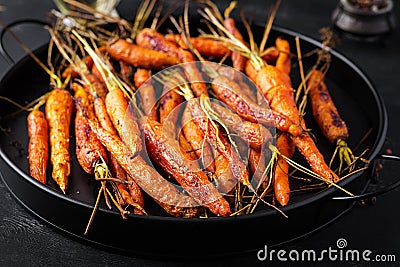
{"left": 133, "top": 68, "right": 158, "bottom": 121}
{"left": 308, "top": 70, "right": 349, "bottom": 144}
{"left": 108, "top": 39, "right": 180, "bottom": 69}
{"left": 27, "top": 109, "right": 49, "bottom": 184}
{"left": 73, "top": 84, "right": 108, "bottom": 174}
{"left": 82, "top": 103, "right": 201, "bottom": 217}
{"left": 141, "top": 117, "right": 231, "bottom": 216}
{"left": 273, "top": 133, "right": 295, "bottom": 206}
{"left": 211, "top": 75, "right": 302, "bottom": 136}
{"left": 45, "top": 88, "right": 73, "bottom": 193}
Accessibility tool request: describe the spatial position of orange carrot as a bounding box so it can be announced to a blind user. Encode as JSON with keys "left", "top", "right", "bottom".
{"left": 273, "top": 132, "right": 295, "bottom": 206}
{"left": 72, "top": 83, "right": 108, "bottom": 174}
{"left": 93, "top": 95, "right": 145, "bottom": 213}
{"left": 307, "top": 70, "right": 349, "bottom": 145}
{"left": 105, "top": 88, "right": 142, "bottom": 156}
{"left": 133, "top": 68, "right": 158, "bottom": 121}
{"left": 108, "top": 39, "right": 180, "bottom": 69}
{"left": 81, "top": 100, "right": 201, "bottom": 218}
{"left": 27, "top": 109, "right": 49, "bottom": 184}
{"left": 45, "top": 88, "right": 74, "bottom": 193}
{"left": 136, "top": 28, "right": 208, "bottom": 97}
{"left": 224, "top": 17, "right": 246, "bottom": 72}
{"left": 164, "top": 33, "right": 231, "bottom": 58}
{"left": 141, "top": 116, "right": 231, "bottom": 216}
{"left": 275, "top": 37, "right": 292, "bottom": 75}
{"left": 181, "top": 105, "right": 215, "bottom": 173}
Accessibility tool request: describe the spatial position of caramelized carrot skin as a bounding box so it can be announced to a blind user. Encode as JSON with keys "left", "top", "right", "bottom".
{"left": 211, "top": 75, "right": 301, "bottom": 136}
{"left": 27, "top": 109, "right": 49, "bottom": 184}
{"left": 81, "top": 103, "right": 200, "bottom": 217}
{"left": 141, "top": 117, "right": 231, "bottom": 216}
{"left": 188, "top": 99, "right": 250, "bottom": 186}
{"left": 292, "top": 133, "right": 339, "bottom": 182}
{"left": 45, "top": 88, "right": 73, "bottom": 193}
{"left": 84, "top": 73, "right": 108, "bottom": 100}
{"left": 133, "top": 68, "right": 158, "bottom": 121}
{"left": 275, "top": 37, "right": 291, "bottom": 75}
{"left": 93, "top": 96, "right": 145, "bottom": 214}
{"left": 159, "top": 86, "right": 183, "bottom": 125}
{"left": 178, "top": 131, "right": 197, "bottom": 160}
{"left": 214, "top": 151, "right": 236, "bottom": 194}
{"left": 253, "top": 65, "right": 304, "bottom": 135}
{"left": 73, "top": 84, "right": 108, "bottom": 174}
{"left": 108, "top": 155, "right": 131, "bottom": 205}
{"left": 308, "top": 70, "right": 349, "bottom": 144}
{"left": 248, "top": 64, "right": 338, "bottom": 183}
{"left": 225, "top": 18, "right": 246, "bottom": 72}
{"left": 273, "top": 133, "right": 295, "bottom": 206}
{"left": 108, "top": 39, "right": 180, "bottom": 69}
{"left": 181, "top": 106, "right": 215, "bottom": 172}
{"left": 136, "top": 28, "right": 182, "bottom": 59}
{"left": 74, "top": 109, "right": 107, "bottom": 174}
{"left": 105, "top": 89, "right": 142, "bottom": 156}
{"left": 136, "top": 28, "right": 208, "bottom": 97}
{"left": 210, "top": 102, "right": 272, "bottom": 151}
{"left": 248, "top": 148, "right": 265, "bottom": 185}
{"left": 164, "top": 33, "right": 231, "bottom": 58}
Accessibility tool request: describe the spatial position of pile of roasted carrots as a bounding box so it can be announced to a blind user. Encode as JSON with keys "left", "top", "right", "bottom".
{"left": 22, "top": 0, "right": 362, "bottom": 223}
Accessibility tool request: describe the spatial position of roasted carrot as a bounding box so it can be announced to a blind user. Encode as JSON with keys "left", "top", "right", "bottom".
{"left": 187, "top": 98, "right": 250, "bottom": 186}
{"left": 91, "top": 63, "right": 108, "bottom": 91}
{"left": 27, "top": 109, "right": 49, "bottom": 184}
{"left": 224, "top": 17, "right": 246, "bottom": 72}
{"left": 93, "top": 95, "right": 145, "bottom": 213}
{"left": 272, "top": 38, "right": 294, "bottom": 206}
{"left": 108, "top": 39, "right": 180, "bottom": 69}
{"left": 108, "top": 155, "right": 132, "bottom": 205}
{"left": 273, "top": 132, "right": 295, "bottom": 206}
{"left": 261, "top": 47, "right": 280, "bottom": 64}
{"left": 136, "top": 28, "right": 183, "bottom": 59}
{"left": 214, "top": 151, "right": 236, "bottom": 195}
{"left": 136, "top": 28, "right": 208, "bottom": 97}
{"left": 61, "top": 46, "right": 107, "bottom": 79}
{"left": 105, "top": 88, "right": 142, "bottom": 156}
{"left": 73, "top": 83, "right": 109, "bottom": 174}
{"left": 252, "top": 64, "right": 338, "bottom": 182}
{"left": 158, "top": 85, "right": 184, "bottom": 125}
{"left": 84, "top": 73, "right": 108, "bottom": 100}
{"left": 291, "top": 133, "right": 339, "bottom": 182}
{"left": 275, "top": 37, "right": 292, "bottom": 75}
{"left": 211, "top": 75, "right": 302, "bottom": 136}
{"left": 308, "top": 70, "right": 348, "bottom": 145}
{"left": 141, "top": 116, "right": 231, "bottom": 216}
{"left": 308, "top": 70, "right": 355, "bottom": 171}
{"left": 133, "top": 68, "right": 158, "bottom": 121}
{"left": 83, "top": 104, "right": 200, "bottom": 217}
{"left": 248, "top": 148, "right": 265, "bottom": 186}
{"left": 181, "top": 105, "right": 215, "bottom": 173}
{"left": 45, "top": 88, "right": 74, "bottom": 193}
{"left": 210, "top": 102, "right": 272, "bottom": 151}
{"left": 164, "top": 33, "right": 231, "bottom": 58}
{"left": 216, "top": 65, "right": 256, "bottom": 101}
{"left": 125, "top": 173, "right": 145, "bottom": 214}
{"left": 178, "top": 130, "right": 198, "bottom": 160}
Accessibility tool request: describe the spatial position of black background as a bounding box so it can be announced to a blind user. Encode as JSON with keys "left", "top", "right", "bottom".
{"left": 0, "top": 0, "right": 399, "bottom": 266}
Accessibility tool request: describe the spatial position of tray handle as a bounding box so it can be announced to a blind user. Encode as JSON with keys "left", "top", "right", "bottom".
{"left": 0, "top": 19, "right": 51, "bottom": 64}
{"left": 332, "top": 154, "right": 400, "bottom": 201}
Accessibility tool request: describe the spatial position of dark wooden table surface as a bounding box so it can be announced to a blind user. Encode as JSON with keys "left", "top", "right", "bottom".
{"left": 1, "top": 1, "right": 399, "bottom": 266}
